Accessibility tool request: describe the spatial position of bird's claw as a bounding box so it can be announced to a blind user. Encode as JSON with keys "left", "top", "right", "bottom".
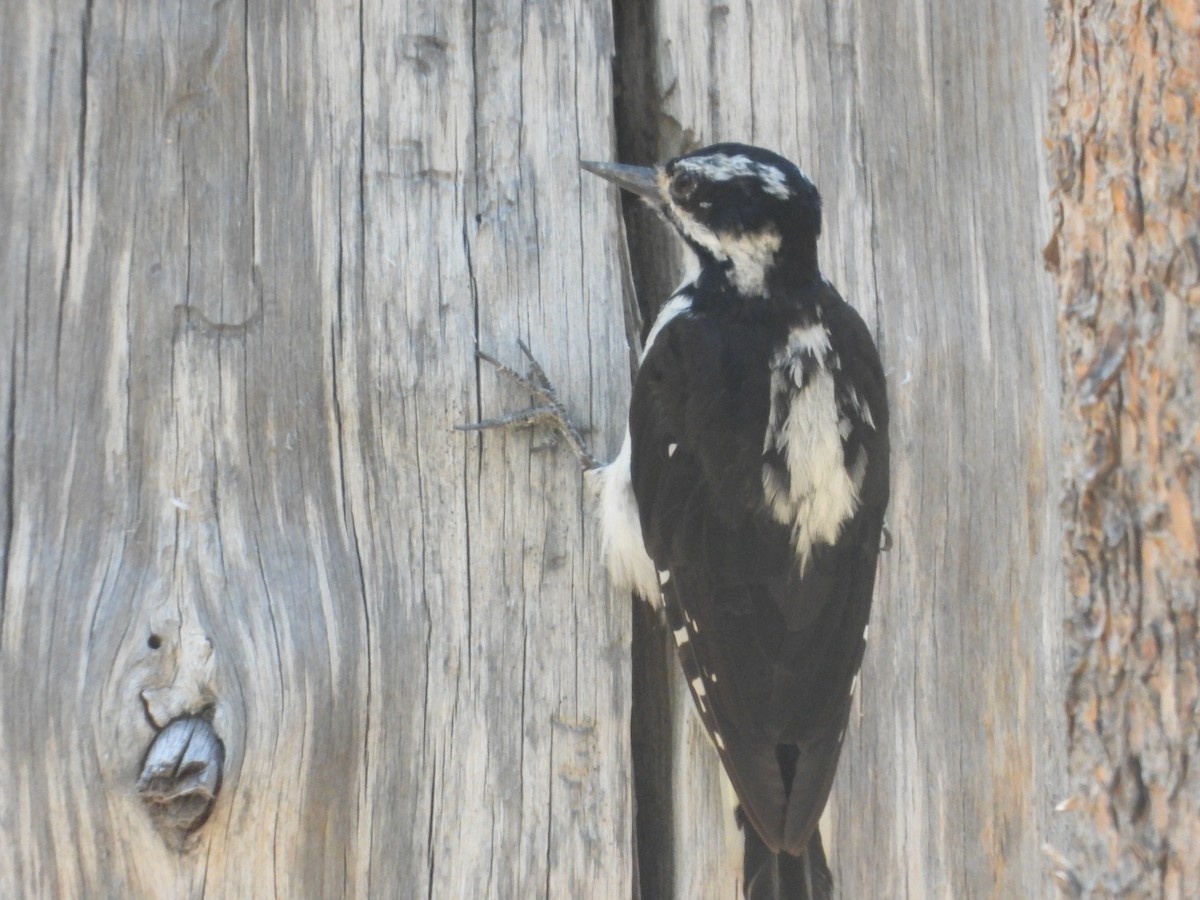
{"left": 457, "top": 340, "right": 600, "bottom": 470}
{"left": 474, "top": 340, "right": 555, "bottom": 400}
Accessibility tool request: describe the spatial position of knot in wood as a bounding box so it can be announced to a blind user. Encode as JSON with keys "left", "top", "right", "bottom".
{"left": 137, "top": 716, "right": 224, "bottom": 849}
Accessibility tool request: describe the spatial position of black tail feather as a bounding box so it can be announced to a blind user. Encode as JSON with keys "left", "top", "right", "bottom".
{"left": 743, "top": 822, "right": 831, "bottom": 900}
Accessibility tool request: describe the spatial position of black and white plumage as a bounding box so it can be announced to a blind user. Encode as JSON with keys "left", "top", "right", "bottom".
{"left": 587, "top": 144, "right": 890, "bottom": 899}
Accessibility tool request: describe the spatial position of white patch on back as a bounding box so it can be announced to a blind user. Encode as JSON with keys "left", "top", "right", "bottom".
{"left": 762, "top": 324, "right": 861, "bottom": 566}
{"left": 786, "top": 323, "right": 833, "bottom": 359}
{"left": 675, "top": 153, "right": 794, "bottom": 200}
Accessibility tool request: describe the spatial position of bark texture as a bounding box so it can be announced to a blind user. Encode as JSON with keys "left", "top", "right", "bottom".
{"left": 1047, "top": 0, "right": 1200, "bottom": 895}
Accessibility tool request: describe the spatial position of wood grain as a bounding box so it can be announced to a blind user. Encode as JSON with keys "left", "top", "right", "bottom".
{"left": 1, "top": 1, "right": 631, "bottom": 896}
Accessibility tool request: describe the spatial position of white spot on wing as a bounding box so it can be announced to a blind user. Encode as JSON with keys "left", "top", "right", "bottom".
{"left": 667, "top": 442, "right": 678, "bottom": 457}
{"left": 863, "top": 624, "right": 870, "bottom": 643}
{"left": 691, "top": 677, "right": 707, "bottom": 698}
{"left": 673, "top": 627, "right": 689, "bottom": 646}
{"left": 846, "top": 386, "right": 876, "bottom": 430}
{"left": 849, "top": 448, "right": 869, "bottom": 494}
{"left": 713, "top": 731, "right": 726, "bottom": 750}
{"left": 658, "top": 569, "right": 671, "bottom": 585}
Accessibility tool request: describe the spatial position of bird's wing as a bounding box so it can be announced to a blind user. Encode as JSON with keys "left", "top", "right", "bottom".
{"left": 628, "top": 300, "right": 888, "bottom": 855}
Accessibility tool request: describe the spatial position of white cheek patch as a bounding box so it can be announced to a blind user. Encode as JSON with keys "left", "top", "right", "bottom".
{"left": 762, "top": 325, "right": 861, "bottom": 566}
{"left": 719, "top": 230, "right": 782, "bottom": 297}
{"left": 670, "top": 207, "right": 782, "bottom": 297}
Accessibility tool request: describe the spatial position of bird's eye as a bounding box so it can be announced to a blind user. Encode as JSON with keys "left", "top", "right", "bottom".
{"left": 671, "top": 171, "right": 699, "bottom": 200}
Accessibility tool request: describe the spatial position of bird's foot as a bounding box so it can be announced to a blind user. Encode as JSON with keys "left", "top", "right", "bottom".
{"left": 456, "top": 339, "right": 600, "bottom": 470}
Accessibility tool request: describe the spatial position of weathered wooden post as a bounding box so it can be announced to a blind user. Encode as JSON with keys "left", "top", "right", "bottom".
{"left": 2, "top": 2, "right": 631, "bottom": 895}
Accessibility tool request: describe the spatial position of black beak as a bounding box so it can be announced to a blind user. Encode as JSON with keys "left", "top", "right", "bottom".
{"left": 580, "top": 160, "right": 660, "bottom": 203}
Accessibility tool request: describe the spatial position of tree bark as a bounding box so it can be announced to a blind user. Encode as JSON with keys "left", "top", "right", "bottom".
{"left": 1046, "top": 0, "right": 1200, "bottom": 895}
{"left": 0, "top": 1, "right": 631, "bottom": 896}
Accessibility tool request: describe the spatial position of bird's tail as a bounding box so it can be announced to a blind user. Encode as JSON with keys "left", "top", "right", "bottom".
{"left": 743, "top": 825, "right": 831, "bottom": 900}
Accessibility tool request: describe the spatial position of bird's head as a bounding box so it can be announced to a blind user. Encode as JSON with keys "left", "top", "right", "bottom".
{"left": 582, "top": 143, "right": 822, "bottom": 296}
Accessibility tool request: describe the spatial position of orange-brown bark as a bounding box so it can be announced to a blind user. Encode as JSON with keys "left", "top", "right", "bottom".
{"left": 1047, "top": 0, "right": 1200, "bottom": 893}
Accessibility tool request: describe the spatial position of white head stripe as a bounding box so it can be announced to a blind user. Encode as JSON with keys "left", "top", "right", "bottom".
{"left": 676, "top": 154, "right": 794, "bottom": 200}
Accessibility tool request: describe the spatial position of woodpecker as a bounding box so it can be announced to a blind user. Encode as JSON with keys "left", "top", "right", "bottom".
{"left": 465, "top": 144, "right": 889, "bottom": 899}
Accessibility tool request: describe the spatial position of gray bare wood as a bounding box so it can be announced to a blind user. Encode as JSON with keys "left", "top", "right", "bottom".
{"left": 1, "top": 1, "right": 631, "bottom": 897}
{"left": 617, "top": 0, "right": 1067, "bottom": 896}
